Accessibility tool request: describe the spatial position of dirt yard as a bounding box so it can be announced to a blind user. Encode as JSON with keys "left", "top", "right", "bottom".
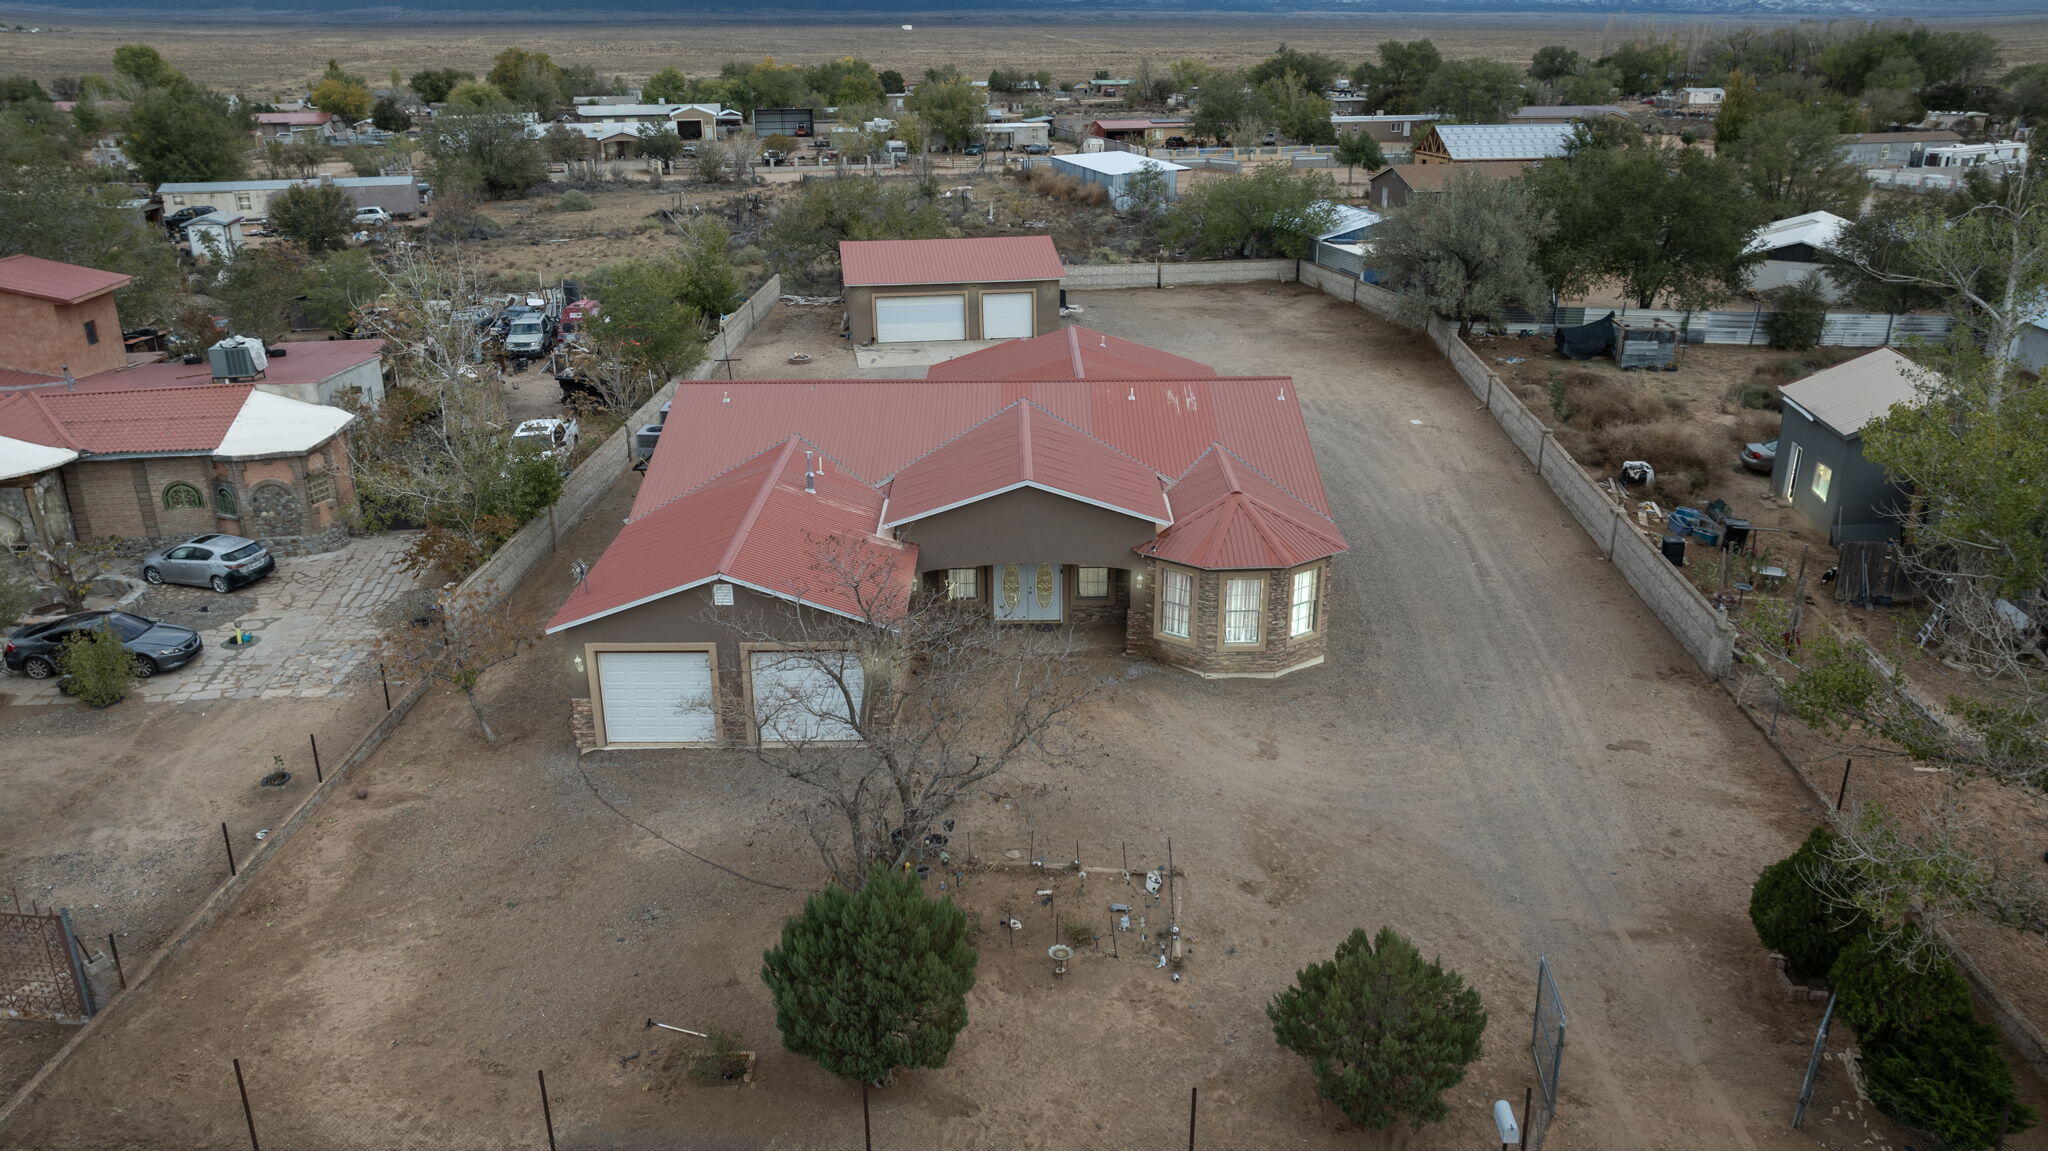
{"left": 5, "top": 285, "right": 2038, "bottom": 1150}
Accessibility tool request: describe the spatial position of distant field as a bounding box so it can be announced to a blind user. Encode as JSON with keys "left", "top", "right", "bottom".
{"left": 3, "top": 12, "right": 2046, "bottom": 97}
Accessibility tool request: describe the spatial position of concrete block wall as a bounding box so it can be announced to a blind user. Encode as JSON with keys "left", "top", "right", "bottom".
{"left": 1063, "top": 260, "right": 1299, "bottom": 291}
{"left": 1291, "top": 258, "right": 1736, "bottom": 678}
{"left": 454, "top": 275, "right": 783, "bottom": 612}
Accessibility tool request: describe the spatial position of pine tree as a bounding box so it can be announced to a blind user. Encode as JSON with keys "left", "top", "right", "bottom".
{"left": 1268, "top": 926, "right": 1487, "bottom": 1130}
{"left": 760, "top": 867, "right": 978, "bottom": 1083}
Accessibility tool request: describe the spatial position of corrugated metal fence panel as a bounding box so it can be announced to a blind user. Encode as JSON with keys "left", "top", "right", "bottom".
{"left": 1315, "top": 243, "right": 1365, "bottom": 279}
{"left": 1818, "top": 312, "right": 1896, "bottom": 347}
{"left": 1888, "top": 313, "right": 1957, "bottom": 342}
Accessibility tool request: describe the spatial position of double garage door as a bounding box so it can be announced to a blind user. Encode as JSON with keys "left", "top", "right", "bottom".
{"left": 872, "top": 292, "right": 1035, "bottom": 343}
{"left": 594, "top": 649, "right": 864, "bottom": 745}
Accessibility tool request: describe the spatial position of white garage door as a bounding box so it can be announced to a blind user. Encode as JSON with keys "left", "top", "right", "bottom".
{"left": 751, "top": 650, "right": 864, "bottom": 743}
{"left": 874, "top": 294, "right": 966, "bottom": 343}
{"left": 980, "top": 292, "right": 1035, "bottom": 339}
{"left": 597, "top": 650, "right": 715, "bottom": 744}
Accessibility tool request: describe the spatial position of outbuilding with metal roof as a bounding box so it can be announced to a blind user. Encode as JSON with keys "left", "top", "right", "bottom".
{"left": 840, "top": 236, "right": 1065, "bottom": 345}
{"left": 1771, "top": 349, "right": 1930, "bottom": 543}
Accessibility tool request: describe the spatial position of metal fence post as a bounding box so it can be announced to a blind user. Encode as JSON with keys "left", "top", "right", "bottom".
{"left": 59, "top": 909, "right": 93, "bottom": 1018}
{"left": 538, "top": 1069, "right": 556, "bottom": 1151}
{"left": 233, "top": 1059, "right": 260, "bottom": 1151}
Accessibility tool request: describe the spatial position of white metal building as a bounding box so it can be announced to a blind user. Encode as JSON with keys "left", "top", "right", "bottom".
{"left": 1044, "top": 151, "right": 1190, "bottom": 210}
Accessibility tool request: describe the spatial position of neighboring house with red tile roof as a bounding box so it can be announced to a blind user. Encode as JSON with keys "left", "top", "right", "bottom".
{"left": 0, "top": 254, "right": 133, "bottom": 379}
{"left": 0, "top": 257, "right": 365, "bottom": 554}
{"left": 548, "top": 326, "right": 1347, "bottom": 748}
{"left": 840, "top": 237, "right": 1065, "bottom": 345}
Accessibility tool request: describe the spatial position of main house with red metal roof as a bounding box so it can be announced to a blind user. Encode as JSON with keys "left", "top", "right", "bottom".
{"left": 547, "top": 326, "right": 1347, "bottom": 749}
{"left": 0, "top": 256, "right": 364, "bottom": 555}
{"left": 841, "top": 236, "right": 1065, "bottom": 346}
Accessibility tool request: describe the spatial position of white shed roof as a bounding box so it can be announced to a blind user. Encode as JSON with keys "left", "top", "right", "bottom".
{"left": 215, "top": 390, "right": 355, "bottom": 459}
{"left": 1047, "top": 152, "right": 1189, "bottom": 176}
{"left": 1779, "top": 348, "right": 1932, "bottom": 437}
{"left": 1429, "top": 123, "right": 1574, "bottom": 161}
{"left": 0, "top": 434, "right": 77, "bottom": 482}
{"left": 1315, "top": 202, "right": 1383, "bottom": 240}
{"left": 1745, "top": 210, "right": 1851, "bottom": 256}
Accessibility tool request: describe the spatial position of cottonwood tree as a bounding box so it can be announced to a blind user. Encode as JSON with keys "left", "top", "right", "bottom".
{"left": 214, "top": 245, "right": 313, "bottom": 342}
{"left": 1723, "top": 104, "right": 1865, "bottom": 218}
{"left": 1334, "top": 134, "right": 1385, "bottom": 189}
{"left": 377, "top": 584, "right": 530, "bottom": 741}
{"left": 1268, "top": 927, "right": 1487, "bottom": 1130}
{"left": 1526, "top": 129, "right": 1765, "bottom": 310}
{"left": 1840, "top": 171, "right": 2048, "bottom": 395}
{"left": 711, "top": 536, "right": 1101, "bottom": 888}
{"left": 760, "top": 866, "right": 977, "bottom": 1084}
{"left": 1158, "top": 166, "right": 1338, "bottom": 259}
{"left": 423, "top": 88, "right": 546, "bottom": 199}
{"left": 0, "top": 164, "right": 181, "bottom": 324}
{"left": 269, "top": 182, "right": 358, "bottom": 253}
{"left": 904, "top": 74, "right": 981, "bottom": 151}
{"left": 1419, "top": 58, "right": 1525, "bottom": 124}
{"left": 1374, "top": 170, "right": 1552, "bottom": 337}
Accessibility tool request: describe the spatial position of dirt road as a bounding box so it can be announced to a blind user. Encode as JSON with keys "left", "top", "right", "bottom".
{"left": 2, "top": 286, "right": 1950, "bottom": 1149}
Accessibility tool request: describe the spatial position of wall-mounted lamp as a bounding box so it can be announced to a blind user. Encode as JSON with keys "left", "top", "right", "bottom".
{"left": 573, "top": 653, "right": 585, "bottom": 673}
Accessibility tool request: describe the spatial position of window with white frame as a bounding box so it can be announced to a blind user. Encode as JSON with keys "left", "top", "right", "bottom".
{"left": 1811, "top": 462, "right": 1833, "bottom": 502}
{"left": 234, "top": 193, "right": 252, "bottom": 210}
{"left": 1290, "top": 568, "right": 1319, "bottom": 636}
{"left": 1160, "top": 569, "right": 1192, "bottom": 639}
{"left": 1224, "top": 578, "right": 1262, "bottom": 645}
{"left": 1077, "top": 566, "right": 1110, "bottom": 598}
{"left": 945, "top": 567, "right": 978, "bottom": 600}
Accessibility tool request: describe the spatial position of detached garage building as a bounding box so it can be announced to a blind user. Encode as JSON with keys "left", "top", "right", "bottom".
{"left": 841, "top": 236, "right": 1064, "bottom": 345}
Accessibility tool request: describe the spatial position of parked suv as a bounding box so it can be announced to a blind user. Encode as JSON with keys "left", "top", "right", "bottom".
{"left": 1022, "top": 142, "right": 1052, "bottom": 155}
{"left": 140, "top": 533, "right": 276, "bottom": 593}
{"left": 5, "top": 610, "right": 202, "bottom": 679}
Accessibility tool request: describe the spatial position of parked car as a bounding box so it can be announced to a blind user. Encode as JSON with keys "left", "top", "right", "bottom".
{"left": 1739, "top": 439, "right": 1778, "bottom": 473}
{"left": 5, "top": 610, "right": 202, "bottom": 679}
{"left": 353, "top": 206, "right": 393, "bottom": 226}
{"left": 513, "top": 417, "right": 580, "bottom": 468}
{"left": 164, "top": 206, "right": 216, "bottom": 233}
{"left": 140, "top": 533, "right": 276, "bottom": 593}
{"left": 760, "top": 149, "right": 785, "bottom": 166}
{"left": 1022, "top": 142, "right": 1052, "bottom": 155}
{"left": 963, "top": 143, "right": 984, "bottom": 156}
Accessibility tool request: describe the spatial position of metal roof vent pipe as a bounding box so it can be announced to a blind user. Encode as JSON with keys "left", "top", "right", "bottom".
{"left": 804, "top": 449, "right": 816, "bottom": 493}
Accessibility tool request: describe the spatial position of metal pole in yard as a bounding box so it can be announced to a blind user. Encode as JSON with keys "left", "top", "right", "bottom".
{"left": 233, "top": 1059, "right": 260, "bottom": 1151}
{"left": 379, "top": 662, "right": 392, "bottom": 711}
{"left": 309, "top": 734, "right": 321, "bottom": 783}
{"left": 1836, "top": 760, "right": 1854, "bottom": 812}
{"left": 109, "top": 933, "right": 126, "bottom": 990}
{"left": 1519, "top": 1086, "right": 1531, "bottom": 1148}
{"left": 538, "top": 1070, "right": 557, "bottom": 1151}
{"left": 862, "top": 1081, "right": 873, "bottom": 1151}
{"left": 221, "top": 822, "right": 238, "bottom": 877}
{"left": 1187, "top": 1086, "right": 1198, "bottom": 1150}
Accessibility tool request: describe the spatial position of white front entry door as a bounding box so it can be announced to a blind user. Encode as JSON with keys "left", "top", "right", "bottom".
{"left": 597, "top": 650, "right": 715, "bottom": 744}
{"left": 874, "top": 294, "right": 967, "bottom": 343}
{"left": 993, "top": 563, "right": 1062, "bottom": 621}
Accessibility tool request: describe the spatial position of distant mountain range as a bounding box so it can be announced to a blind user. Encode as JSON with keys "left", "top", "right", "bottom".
{"left": 3, "top": 0, "right": 2045, "bottom": 18}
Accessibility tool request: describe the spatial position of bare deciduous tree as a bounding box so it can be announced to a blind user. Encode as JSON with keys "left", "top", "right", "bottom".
{"left": 709, "top": 536, "right": 1104, "bottom": 888}
{"left": 22, "top": 538, "right": 123, "bottom": 613}
{"left": 377, "top": 583, "right": 530, "bottom": 741}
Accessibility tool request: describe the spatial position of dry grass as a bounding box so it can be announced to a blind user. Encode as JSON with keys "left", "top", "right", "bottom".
{"left": 1020, "top": 168, "right": 1110, "bottom": 207}
{"left": 9, "top": 14, "right": 2047, "bottom": 96}
{"left": 1543, "top": 370, "right": 1722, "bottom": 498}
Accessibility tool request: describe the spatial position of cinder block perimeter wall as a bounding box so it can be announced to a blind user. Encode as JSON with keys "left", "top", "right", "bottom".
{"left": 1291, "top": 261, "right": 1735, "bottom": 676}
{"left": 454, "top": 274, "right": 783, "bottom": 610}
{"left": 1062, "top": 260, "right": 1295, "bottom": 291}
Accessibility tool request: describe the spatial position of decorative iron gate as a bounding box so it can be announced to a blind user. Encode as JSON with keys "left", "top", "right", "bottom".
{"left": 0, "top": 908, "right": 94, "bottom": 1024}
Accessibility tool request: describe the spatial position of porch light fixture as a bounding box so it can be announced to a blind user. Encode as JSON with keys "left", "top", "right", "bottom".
{"left": 573, "top": 653, "right": 585, "bottom": 673}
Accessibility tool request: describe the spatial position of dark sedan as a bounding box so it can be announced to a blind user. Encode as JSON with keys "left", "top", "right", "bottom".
{"left": 4, "top": 610, "right": 203, "bottom": 680}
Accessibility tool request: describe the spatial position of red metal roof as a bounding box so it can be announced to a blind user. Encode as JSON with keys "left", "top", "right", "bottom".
{"left": 637, "top": 377, "right": 1328, "bottom": 525}
{"left": 1142, "top": 446, "right": 1349, "bottom": 570}
{"left": 0, "top": 384, "right": 253, "bottom": 455}
{"left": 839, "top": 236, "right": 1064, "bottom": 287}
{"left": 884, "top": 401, "right": 1169, "bottom": 527}
{"left": 546, "top": 438, "right": 917, "bottom": 632}
{"left": 927, "top": 326, "right": 1217, "bottom": 382}
{"left": 0, "top": 255, "right": 133, "bottom": 305}
{"left": 68, "top": 340, "right": 385, "bottom": 392}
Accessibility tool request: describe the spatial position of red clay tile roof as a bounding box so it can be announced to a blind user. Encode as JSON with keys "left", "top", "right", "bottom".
{"left": 0, "top": 255, "right": 133, "bottom": 305}
{"left": 839, "top": 236, "right": 1064, "bottom": 287}
{"left": 883, "top": 401, "right": 1170, "bottom": 527}
{"left": 0, "top": 384, "right": 253, "bottom": 454}
{"left": 546, "top": 437, "right": 917, "bottom": 632}
{"left": 926, "top": 326, "right": 1216, "bottom": 382}
{"left": 0, "top": 369, "right": 60, "bottom": 389}
{"left": 636, "top": 376, "right": 1329, "bottom": 523}
{"left": 1142, "top": 446, "right": 1348, "bottom": 571}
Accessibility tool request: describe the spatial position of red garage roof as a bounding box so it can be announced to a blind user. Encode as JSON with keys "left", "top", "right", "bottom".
{"left": 0, "top": 384, "right": 252, "bottom": 454}
{"left": 546, "top": 437, "right": 917, "bottom": 632}
{"left": 0, "top": 255, "right": 133, "bottom": 305}
{"left": 927, "top": 326, "right": 1217, "bottom": 382}
{"left": 884, "top": 400, "right": 1169, "bottom": 527}
{"left": 839, "top": 236, "right": 1064, "bottom": 287}
{"left": 1142, "top": 446, "right": 1347, "bottom": 570}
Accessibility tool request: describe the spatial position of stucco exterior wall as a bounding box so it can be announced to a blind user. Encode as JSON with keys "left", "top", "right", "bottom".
{"left": 893, "top": 487, "right": 1157, "bottom": 571}
{"left": 0, "top": 291, "right": 125, "bottom": 377}
{"left": 1769, "top": 407, "right": 1905, "bottom": 544}
{"left": 844, "top": 279, "right": 1060, "bottom": 344}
